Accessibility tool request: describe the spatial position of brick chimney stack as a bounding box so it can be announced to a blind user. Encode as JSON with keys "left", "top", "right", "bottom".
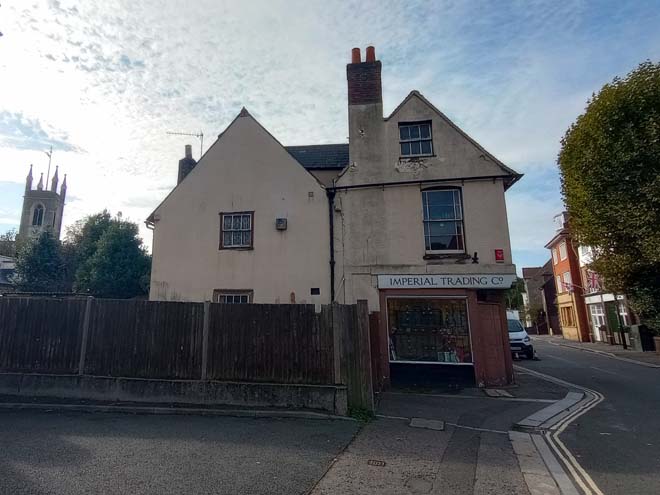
{"left": 347, "top": 45, "right": 382, "bottom": 106}
{"left": 345, "top": 46, "right": 386, "bottom": 184}
{"left": 177, "top": 144, "right": 197, "bottom": 184}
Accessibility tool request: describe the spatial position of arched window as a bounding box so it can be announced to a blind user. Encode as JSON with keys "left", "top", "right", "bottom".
{"left": 32, "top": 204, "right": 44, "bottom": 226}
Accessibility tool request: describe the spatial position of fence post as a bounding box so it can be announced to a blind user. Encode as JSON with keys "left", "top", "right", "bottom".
{"left": 201, "top": 300, "right": 210, "bottom": 380}
{"left": 331, "top": 303, "right": 343, "bottom": 385}
{"left": 356, "top": 300, "right": 374, "bottom": 412}
{"left": 78, "top": 296, "right": 93, "bottom": 375}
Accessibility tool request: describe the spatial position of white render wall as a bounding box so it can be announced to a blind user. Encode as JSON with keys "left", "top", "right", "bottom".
{"left": 333, "top": 92, "right": 516, "bottom": 309}
{"left": 149, "top": 113, "right": 331, "bottom": 304}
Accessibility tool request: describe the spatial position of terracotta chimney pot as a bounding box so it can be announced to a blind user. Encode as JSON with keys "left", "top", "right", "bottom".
{"left": 365, "top": 46, "right": 376, "bottom": 62}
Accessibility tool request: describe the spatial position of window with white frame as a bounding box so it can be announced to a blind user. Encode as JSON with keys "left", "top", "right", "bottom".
{"left": 559, "top": 241, "right": 568, "bottom": 260}
{"left": 213, "top": 290, "right": 253, "bottom": 303}
{"left": 618, "top": 301, "right": 630, "bottom": 326}
{"left": 220, "top": 212, "right": 253, "bottom": 249}
{"left": 589, "top": 304, "right": 605, "bottom": 329}
{"left": 399, "top": 122, "right": 433, "bottom": 157}
{"left": 563, "top": 271, "right": 572, "bottom": 291}
{"left": 422, "top": 188, "right": 464, "bottom": 252}
{"left": 556, "top": 275, "right": 562, "bottom": 293}
{"left": 552, "top": 248, "right": 558, "bottom": 265}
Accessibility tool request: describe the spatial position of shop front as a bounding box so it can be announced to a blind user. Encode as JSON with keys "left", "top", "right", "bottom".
{"left": 376, "top": 274, "right": 516, "bottom": 388}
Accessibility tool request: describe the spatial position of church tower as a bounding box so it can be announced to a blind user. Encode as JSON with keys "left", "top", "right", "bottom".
{"left": 18, "top": 165, "right": 67, "bottom": 241}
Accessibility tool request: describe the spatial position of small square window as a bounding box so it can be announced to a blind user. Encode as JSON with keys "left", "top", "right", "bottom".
{"left": 399, "top": 121, "right": 433, "bottom": 157}
{"left": 220, "top": 211, "right": 254, "bottom": 249}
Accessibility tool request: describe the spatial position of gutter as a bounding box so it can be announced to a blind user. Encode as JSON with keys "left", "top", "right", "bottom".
{"left": 328, "top": 173, "right": 523, "bottom": 193}
{"left": 326, "top": 188, "right": 336, "bottom": 302}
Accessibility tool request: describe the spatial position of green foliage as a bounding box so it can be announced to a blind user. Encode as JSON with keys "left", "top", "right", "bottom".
{"left": 348, "top": 406, "right": 375, "bottom": 423}
{"left": 558, "top": 61, "right": 660, "bottom": 329}
{"left": 14, "top": 231, "right": 65, "bottom": 292}
{"left": 505, "top": 277, "right": 526, "bottom": 311}
{"left": 0, "top": 229, "right": 17, "bottom": 257}
{"left": 72, "top": 217, "right": 151, "bottom": 298}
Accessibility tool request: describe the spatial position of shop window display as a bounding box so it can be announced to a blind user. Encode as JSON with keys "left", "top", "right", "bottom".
{"left": 387, "top": 298, "right": 472, "bottom": 364}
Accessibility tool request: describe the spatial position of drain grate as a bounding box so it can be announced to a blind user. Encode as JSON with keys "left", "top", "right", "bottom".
{"left": 367, "top": 459, "right": 386, "bottom": 467}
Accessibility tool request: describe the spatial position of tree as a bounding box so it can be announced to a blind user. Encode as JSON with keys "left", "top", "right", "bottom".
{"left": 505, "top": 277, "right": 526, "bottom": 311}
{"left": 13, "top": 231, "right": 65, "bottom": 292}
{"left": 0, "top": 229, "right": 17, "bottom": 257}
{"left": 63, "top": 210, "right": 113, "bottom": 291}
{"left": 558, "top": 61, "right": 660, "bottom": 329}
{"left": 73, "top": 219, "right": 151, "bottom": 298}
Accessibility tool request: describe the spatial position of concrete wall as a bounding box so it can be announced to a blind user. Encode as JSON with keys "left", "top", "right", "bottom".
{"left": 0, "top": 373, "right": 348, "bottom": 415}
{"left": 150, "top": 112, "right": 331, "bottom": 303}
{"left": 334, "top": 92, "right": 516, "bottom": 309}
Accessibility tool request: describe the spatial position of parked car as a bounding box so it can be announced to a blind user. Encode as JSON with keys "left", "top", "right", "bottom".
{"left": 507, "top": 317, "right": 534, "bottom": 359}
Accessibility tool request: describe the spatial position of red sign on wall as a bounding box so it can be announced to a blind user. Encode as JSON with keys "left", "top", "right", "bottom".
{"left": 495, "top": 249, "right": 504, "bottom": 262}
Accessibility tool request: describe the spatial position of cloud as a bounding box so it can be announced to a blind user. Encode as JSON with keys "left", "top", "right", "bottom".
{"left": 0, "top": 0, "right": 659, "bottom": 261}
{"left": 0, "top": 111, "right": 79, "bottom": 152}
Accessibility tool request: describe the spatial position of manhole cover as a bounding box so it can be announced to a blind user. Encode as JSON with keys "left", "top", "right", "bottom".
{"left": 367, "top": 459, "right": 386, "bottom": 467}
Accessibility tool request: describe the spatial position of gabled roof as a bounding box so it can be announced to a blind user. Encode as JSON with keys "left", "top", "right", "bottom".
{"left": 286, "top": 144, "right": 348, "bottom": 170}
{"left": 147, "top": 108, "right": 329, "bottom": 225}
{"left": 522, "top": 262, "right": 553, "bottom": 280}
{"left": 386, "top": 90, "right": 522, "bottom": 189}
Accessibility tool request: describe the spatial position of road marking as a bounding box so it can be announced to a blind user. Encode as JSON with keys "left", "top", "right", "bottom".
{"left": 514, "top": 365, "right": 606, "bottom": 495}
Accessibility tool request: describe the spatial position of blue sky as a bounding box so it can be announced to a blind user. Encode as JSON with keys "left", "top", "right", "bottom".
{"left": 1, "top": 0, "right": 659, "bottom": 271}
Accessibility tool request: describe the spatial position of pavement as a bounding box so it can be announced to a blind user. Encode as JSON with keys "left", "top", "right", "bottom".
{"left": 311, "top": 374, "right": 574, "bottom": 495}
{"left": 6, "top": 342, "right": 654, "bottom": 495}
{"left": 519, "top": 337, "right": 660, "bottom": 495}
{"left": 536, "top": 334, "right": 660, "bottom": 367}
{"left": 0, "top": 411, "right": 358, "bottom": 495}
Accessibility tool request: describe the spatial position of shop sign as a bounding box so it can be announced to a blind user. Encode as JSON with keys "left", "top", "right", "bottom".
{"left": 377, "top": 274, "right": 516, "bottom": 289}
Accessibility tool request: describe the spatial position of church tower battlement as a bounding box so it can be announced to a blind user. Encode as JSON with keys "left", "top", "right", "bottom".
{"left": 18, "top": 165, "right": 67, "bottom": 241}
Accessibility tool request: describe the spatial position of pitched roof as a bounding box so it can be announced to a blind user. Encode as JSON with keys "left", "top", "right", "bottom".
{"left": 285, "top": 144, "right": 348, "bottom": 170}
{"left": 386, "top": 90, "right": 522, "bottom": 190}
{"left": 522, "top": 267, "right": 543, "bottom": 279}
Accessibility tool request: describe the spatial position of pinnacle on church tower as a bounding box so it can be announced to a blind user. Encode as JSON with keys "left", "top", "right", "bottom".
{"left": 51, "top": 166, "right": 59, "bottom": 192}
{"left": 25, "top": 164, "right": 33, "bottom": 191}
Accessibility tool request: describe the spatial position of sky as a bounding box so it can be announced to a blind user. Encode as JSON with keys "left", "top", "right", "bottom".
{"left": 1, "top": 0, "right": 659, "bottom": 271}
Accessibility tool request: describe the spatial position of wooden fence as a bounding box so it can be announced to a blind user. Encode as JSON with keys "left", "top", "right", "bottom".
{"left": 0, "top": 297, "right": 373, "bottom": 410}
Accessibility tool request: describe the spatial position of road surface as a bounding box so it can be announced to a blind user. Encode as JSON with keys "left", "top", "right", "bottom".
{"left": 519, "top": 338, "right": 660, "bottom": 495}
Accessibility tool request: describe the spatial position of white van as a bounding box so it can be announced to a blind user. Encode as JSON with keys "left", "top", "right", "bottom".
{"left": 507, "top": 313, "right": 534, "bottom": 359}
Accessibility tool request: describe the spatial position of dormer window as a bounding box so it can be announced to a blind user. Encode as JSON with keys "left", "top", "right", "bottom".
{"left": 32, "top": 204, "right": 44, "bottom": 226}
{"left": 399, "top": 121, "right": 433, "bottom": 157}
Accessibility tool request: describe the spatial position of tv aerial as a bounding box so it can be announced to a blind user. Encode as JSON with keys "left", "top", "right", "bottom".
{"left": 166, "top": 130, "right": 204, "bottom": 158}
